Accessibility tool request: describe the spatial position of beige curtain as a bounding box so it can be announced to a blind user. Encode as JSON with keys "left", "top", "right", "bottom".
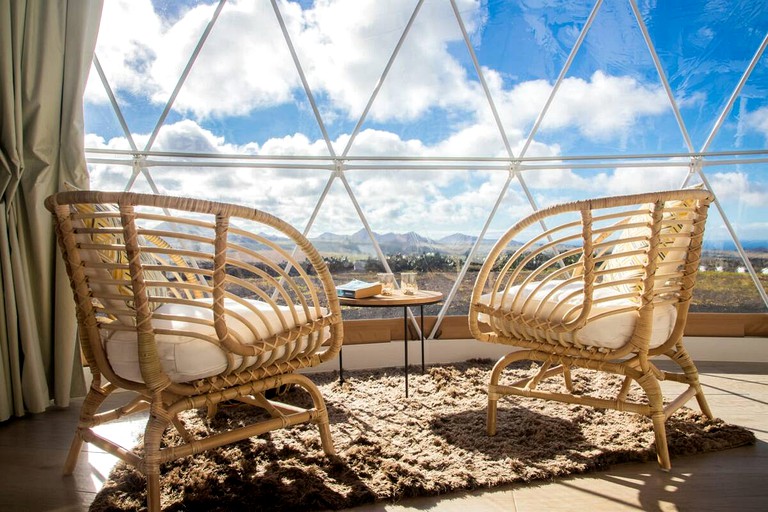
{"left": 0, "top": 0, "right": 103, "bottom": 421}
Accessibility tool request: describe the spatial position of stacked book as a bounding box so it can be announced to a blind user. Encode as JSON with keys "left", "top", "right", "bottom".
{"left": 336, "top": 279, "right": 382, "bottom": 299}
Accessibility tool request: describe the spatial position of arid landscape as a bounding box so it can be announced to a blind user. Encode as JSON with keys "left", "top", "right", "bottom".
{"left": 333, "top": 270, "right": 767, "bottom": 319}
{"left": 326, "top": 248, "right": 768, "bottom": 320}
{"left": 219, "top": 225, "right": 768, "bottom": 317}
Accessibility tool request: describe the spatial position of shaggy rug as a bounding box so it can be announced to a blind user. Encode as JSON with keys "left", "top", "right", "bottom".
{"left": 90, "top": 360, "right": 755, "bottom": 511}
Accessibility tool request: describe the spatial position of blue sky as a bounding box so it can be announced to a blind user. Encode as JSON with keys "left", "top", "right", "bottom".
{"left": 83, "top": 0, "right": 768, "bottom": 244}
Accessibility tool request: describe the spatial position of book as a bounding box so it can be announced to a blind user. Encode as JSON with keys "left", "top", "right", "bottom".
{"left": 336, "top": 279, "right": 382, "bottom": 299}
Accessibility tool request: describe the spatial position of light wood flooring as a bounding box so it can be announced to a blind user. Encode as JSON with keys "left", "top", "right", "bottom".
{"left": 0, "top": 361, "right": 766, "bottom": 511}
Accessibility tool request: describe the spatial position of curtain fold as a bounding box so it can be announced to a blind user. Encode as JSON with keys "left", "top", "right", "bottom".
{"left": 0, "top": 0, "right": 103, "bottom": 421}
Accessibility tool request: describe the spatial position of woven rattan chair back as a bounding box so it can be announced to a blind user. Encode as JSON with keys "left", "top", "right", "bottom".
{"left": 469, "top": 188, "right": 715, "bottom": 470}
{"left": 47, "top": 190, "right": 343, "bottom": 511}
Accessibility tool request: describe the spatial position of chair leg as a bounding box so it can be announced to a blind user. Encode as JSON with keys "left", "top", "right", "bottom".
{"left": 694, "top": 385, "right": 714, "bottom": 419}
{"left": 144, "top": 405, "right": 172, "bottom": 512}
{"left": 651, "top": 411, "right": 671, "bottom": 471}
{"left": 317, "top": 417, "right": 336, "bottom": 456}
{"left": 487, "top": 351, "right": 530, "bottom": 436}
{"left": 64, "top": 385, "right": 111, "bottom": 475}
{"left": 63, "top": 433, "right": 84, "bottom": 476}
{"left": 147, "top": 471, "right": 162, "bottom": 512}
{"left": 669, "top": 347, "right": 714, "bottom": 419}
{"left": 292, "top": 374, "right": 336, "bottom": 456}
{"left": 487, "top": 391, "right": 499, "bottom": 437}
{"left": 638, "top": 372, "right": 671, "bottom": 470}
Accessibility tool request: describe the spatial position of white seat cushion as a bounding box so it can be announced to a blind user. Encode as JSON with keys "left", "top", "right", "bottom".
{"left": 478, "top": 280, "right": 677, "bottom": 349}
{"left": 105, "top": 298, "right": 328, "bottom": 383}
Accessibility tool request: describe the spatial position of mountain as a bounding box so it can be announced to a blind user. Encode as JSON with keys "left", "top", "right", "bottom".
{"left": 350, "top": 228, "right": 372, "bottom": 243}
{"left": 378, "top": 231, "right": 434, "bottom": 244}
{"left": 314, "top": 231, "right": 350, "bottom": 242}
{"left": 439, "top": 233, "right": 478, "bottom": 246}
{"left": 151, "top": 222, "right": 520, "bottom": 257}
{"left": 306, "top": 229, "right": 502, "bottom": 256}
{"left": 314, "top": 229, "right": 370, "bottom": 243}
{"left": 377, "top": 231, "right": 440, "bottom": 254}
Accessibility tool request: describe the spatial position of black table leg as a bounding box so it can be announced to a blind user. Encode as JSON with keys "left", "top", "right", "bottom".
{"left": 338, "top": 347, "right": 344, "bottom": 384}
{"left": 403, "top": 306, "right": 409, "bottom": 397}
{"left": 420, "top": 304, "right": 425, "bottom": 373}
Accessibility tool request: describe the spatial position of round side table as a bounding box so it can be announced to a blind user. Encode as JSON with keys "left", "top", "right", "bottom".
{"left": 338, "top": 290, "right": 443, "bottom": 397}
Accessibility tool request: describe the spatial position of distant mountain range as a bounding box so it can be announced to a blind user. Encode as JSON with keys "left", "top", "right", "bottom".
{"left": 155, "top": 222, "right": 767, "bottom": 257}
{"left": 310, "top": 228, "right": 495, "bottom": 255}
{"left": 309, "top": 232, "right": 768, "bottom": 257}
{"left": 155, "top": 222, "right": 498, "bottom": 256}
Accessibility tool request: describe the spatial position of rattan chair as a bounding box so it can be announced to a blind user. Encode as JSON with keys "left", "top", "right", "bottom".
{"left": 46, "top": 191, "right": 343, "bottom": 511}
{"left": 469, "top": 189, "right": 714, "bottom": 470}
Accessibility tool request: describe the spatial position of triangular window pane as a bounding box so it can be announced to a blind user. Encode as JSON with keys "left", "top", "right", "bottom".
{"left": 642, "top": 1, "right": 768, "bottom": 150}
{"left": 707, "top": 52, "right": 768, "bottom": 152}
{"left": 532, "top": 0, "right": 690, "bottom": 156}
{"left": 348, "top": 1, "right": 508, "bottom": 157}
{"left": 279, "top": 0, "right": 419, "bottom": 154}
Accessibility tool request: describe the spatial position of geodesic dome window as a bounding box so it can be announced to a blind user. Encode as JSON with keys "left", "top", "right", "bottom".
{"left": 84, "top": 0, "right": 768, "bottom": 332}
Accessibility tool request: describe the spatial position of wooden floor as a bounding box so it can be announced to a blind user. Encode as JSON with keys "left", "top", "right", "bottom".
{"left": 0, "top": 361, "right": 766, "bottom": 511}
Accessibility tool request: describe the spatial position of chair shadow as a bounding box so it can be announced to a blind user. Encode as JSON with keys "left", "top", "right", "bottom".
{"left": 91, "top": 409, "right": 377, "bottom": 512}
{"left": 428, "top": 404, "right": 656, "bottom": 470}
{"left": 91, "top": 447, "right": 377, "bottom": 512}
{"left": 428, "top": 397, "right": 759, "bottom": 507}
{"left": 165, "top": 445, "right": 376, "bottom": 512}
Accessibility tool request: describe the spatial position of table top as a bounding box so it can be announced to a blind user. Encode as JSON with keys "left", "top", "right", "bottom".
{"left": 338, "top": 290, "right": 443, "bottom": 307}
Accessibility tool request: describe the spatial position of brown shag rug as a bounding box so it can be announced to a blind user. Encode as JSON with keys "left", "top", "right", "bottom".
{"left": 90, "top": 360, "right": 755, "bottom": 511}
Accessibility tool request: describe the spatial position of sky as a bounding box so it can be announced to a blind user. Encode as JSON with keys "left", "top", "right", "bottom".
{"left": 83, "top": 0, "right": 768, "bottom": 245}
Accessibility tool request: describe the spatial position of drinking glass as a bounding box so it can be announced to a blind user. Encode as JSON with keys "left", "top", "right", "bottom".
{"left": 401, "top": 272, "right": 418, "bottom": 295}
{"left": 377, "top": 272, "right": 395, "bottom": 295}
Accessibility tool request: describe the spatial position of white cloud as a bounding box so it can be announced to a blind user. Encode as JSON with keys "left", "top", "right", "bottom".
{"left": 86, "top": 0, "right": 484, "bottom": 123}
{"left": 258, "top": 132, "right": 329, "bottom": 155}
{"left": 344, "top": 129, "right": 426, "bottom": 156}
{"left": 161, "top": 1, "right": 300, "bottom": 117}
{"left": 537, "top": 71, "right": 670, "bottom": 139}
{"left": 592, "top": 164, "right": 690, "bottom": 195}
{"left": 491, "top": 78, "right": 552, "bottom": 135}
{"left": 85, "top": 0, "right": 164, "bottom": 104}
{"left": 519, "top": 161, "right": 690, "bottom": 197}
{"left": 423, "top": 123, "right": 511, "bottom": 157}
{"left": 86, "top": 117, "right": 768, "bottom": 242}
{"left": 86, "top": 120, "right": 524, "bottom": 233}
{"left": 472, "top": 70, "right": 671, "bottom": 147}
{"left": 745, "top": 106, "right": 768, "bottom": 139}
{"left": 86, "top": 0, "right": 299, "bottom": 117}
{"left": 708, "top": 171, "right": 768, "bottom": 207}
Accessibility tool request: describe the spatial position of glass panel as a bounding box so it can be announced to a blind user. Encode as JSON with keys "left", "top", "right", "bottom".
{"left": 328, "top": 168, "right": 503, "bottom": 318}
{"left": 472, "top": 0, "right": 591, "bottom": 84}
{"left": 695, "top": 163, "right": 768, "bottom": 312}
{"left": 279, "top": 0, "right": 421, "bottom": 154}
{"left": 641, "top": 1, "right": 768, "bottom": 150}
{"left": 348, "top": 0, "right": 508, "bottom": 157}
{"left": 83, "top": 101, "right": 132, "bottom": 149}
{"left": 694, "top": 250, "right": 767, "bottom": 313}
{"left": 87, "top": 0, "right": 212, "bottom": 139}
{"left": 84, "top": 0, "right": 768, "bottom": 321}
{"left": 88, "top": 162, "right": 135, "bottom": 192}
{"left": 708, "top": 51, "right": 768, "bottom": 152}
{"left": 533, "top": 0, "right": 691, "bottom": 156}
{"left": 171, "top": 1, "right": 329, "bottom": 151}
